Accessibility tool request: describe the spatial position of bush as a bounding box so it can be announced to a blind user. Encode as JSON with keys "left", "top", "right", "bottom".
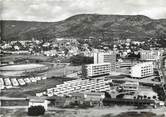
{"left": 152, "top": 85, "right": 166, "bottom": 101}
{"left": 28, "top": 105, "right": 45, "bottom": 116}
{"left": 69, "top": 54, "right": 93, "bottom": 66}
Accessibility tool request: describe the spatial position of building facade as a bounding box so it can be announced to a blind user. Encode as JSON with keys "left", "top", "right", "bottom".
{"left": 70, "top": 92, "right": 105, "bottom": 106}
{"left": 82, "top": 63, "right": 111, "bottom": 78}
{"left": 131, "top": 62, "right": 154, "bottom": 78}
{"left": 29, "top": 98, "right": 48, "bottom": 110}
{"left": 120, "top": 81, "right": 139, "bottom": 91}
{"left": 94, "top": 52, "right": 117, "bottom": 71}
{"left": 140, "top": 50, "right": 160, "bottom": 61}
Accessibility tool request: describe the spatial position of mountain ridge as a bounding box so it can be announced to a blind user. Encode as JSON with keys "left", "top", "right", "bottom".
{"left": 1, "top": 14, "right": 166, "bottom": 41}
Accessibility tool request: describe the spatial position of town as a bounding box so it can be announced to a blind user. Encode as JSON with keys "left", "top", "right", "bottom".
{"left": 0, "top": 36, "right": 166, "bottom": 116}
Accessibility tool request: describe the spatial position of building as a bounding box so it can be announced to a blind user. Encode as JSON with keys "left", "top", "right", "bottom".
{"left": 131, "top": 62, "right": 154, "bottom": 78}
{"left": 70, "top": 92, "right": 105, "bottom": 106}
{"left": 115, "top": 58, "right": 140, "bottom": 74}
{"left": 70, "top": 93, "right": 85, "bottom": 105}
{"left": 120, "top": 81, "right": 139, "bottom": 91}
{"left": 82, "top": 63, "right": 111, "bottom": 78}
{"left": 84, "top": 92, "right": 105, "bottom": 102}
{"left": 0, "top": 97, "right": 29, "bottom": 107}
{"left": 140, "top": 50, "right": 160, "bottom": 61}
{"left": 28, "top": 97, "right": 48, "bottom": 110}
{"left": 94, "top": 52, "right": 116, "bottom": 71}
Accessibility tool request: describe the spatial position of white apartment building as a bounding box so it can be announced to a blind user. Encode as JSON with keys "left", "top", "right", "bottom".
{"left": 140, "top": 50, "right": 160, "bottom": 60}
{"left": 82, "top": 63, "right": 111, "bottom": 78}
{"left": 131, "top": 62, "right": 154, "bottom": 78}
{"left": 94, "top": 52, "right": 116, "bottom": 71}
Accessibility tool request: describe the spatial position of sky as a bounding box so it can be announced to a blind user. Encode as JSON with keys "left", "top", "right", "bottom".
{"left": 0, "top": 0, "right": 166, "bottom": 21}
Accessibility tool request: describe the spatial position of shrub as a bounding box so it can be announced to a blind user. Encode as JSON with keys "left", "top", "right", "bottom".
{"left": 28, "top": 105, "right": 45, "bottom": 116}
{"left": 69, "top": 55, "right": 93, "bottom": 66}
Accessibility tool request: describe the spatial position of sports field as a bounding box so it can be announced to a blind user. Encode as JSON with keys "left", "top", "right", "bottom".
{"left": 0, "top": 63, "right": 50, "bottom": 77}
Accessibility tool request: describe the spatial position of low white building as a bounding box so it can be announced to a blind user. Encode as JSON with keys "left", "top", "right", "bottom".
{"left": 84, "top": 92, "right": 105, "bottom": 101}
{"left": 140, "top": 50, "right": 161, "bottom": 61}
{"left": 120, "top": 81, "right": 139, "bottom": 91}
{"left": 131, "top": 62, "right": 154, "bottom": 78}
{"left": 43, "top": 50, "right": 57, "bottom": 56}
{"left": 71, "top": 92, "right": 105, "bottom": 102}
{"left": 28, "top": 97, "right": 48, "bottom": 110}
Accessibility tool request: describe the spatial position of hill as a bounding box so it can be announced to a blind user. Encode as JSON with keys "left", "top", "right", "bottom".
{"left": 1, "top": 14, "right": 166, "bottom": 41}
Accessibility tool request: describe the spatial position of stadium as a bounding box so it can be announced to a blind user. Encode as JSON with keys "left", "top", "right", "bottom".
{"left": 0, "top": 63, "right": 53, "bottom": 77}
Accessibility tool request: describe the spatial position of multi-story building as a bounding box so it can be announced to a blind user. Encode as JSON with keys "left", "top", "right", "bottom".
{"left": 94, "top": 52, "right": 116, "bottom": 71}
{"left": 131, "top": 62, "right": 154, "bottom": 78}
{"left": 140, "top": 50, "right": 160, "bottom": 61}
{"left": 82, "top": 63, "right": 111, "bottom": 78}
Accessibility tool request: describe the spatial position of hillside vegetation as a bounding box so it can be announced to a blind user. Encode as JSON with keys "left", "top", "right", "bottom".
{"left": 1, "top": 14, "right": 166, "bottom": 41}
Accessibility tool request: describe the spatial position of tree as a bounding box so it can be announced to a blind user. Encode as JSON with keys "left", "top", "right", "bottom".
{"left": 127, "top": 52, "right": 140, "bottom": 59}
{"left": 152, "top": 96, "right": 157, "bottom": 100}
{"left": 28, "top": 105, "right": 45, "bottom": 116}
{"left": 69, "top": 55, "right": 93, "bottom": 65}
{"left": 104, "top": 92, "right": 112, "bottom": 98}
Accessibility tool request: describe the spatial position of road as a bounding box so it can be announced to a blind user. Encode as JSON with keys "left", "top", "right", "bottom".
{"left": 0, "top": 106, "right": 28, "bottom": 109}
{"left": 160, "top": 56, "right": 166, "bottom": 83}
{"left": 1, "top": 105, "right": 166, "bottom": 117}
{"left": 158, "top": 54, "right": 166, "bottom": 99}
{"left": 112, "top": 77, "right": 161, "bottom": 86}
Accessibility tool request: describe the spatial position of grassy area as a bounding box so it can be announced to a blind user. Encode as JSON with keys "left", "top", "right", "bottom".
{"left": 0, "top": 108, "right": 28, "bottom": 117}
{"left": 46, "top": 64, "right": 81, "bottom": 77}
